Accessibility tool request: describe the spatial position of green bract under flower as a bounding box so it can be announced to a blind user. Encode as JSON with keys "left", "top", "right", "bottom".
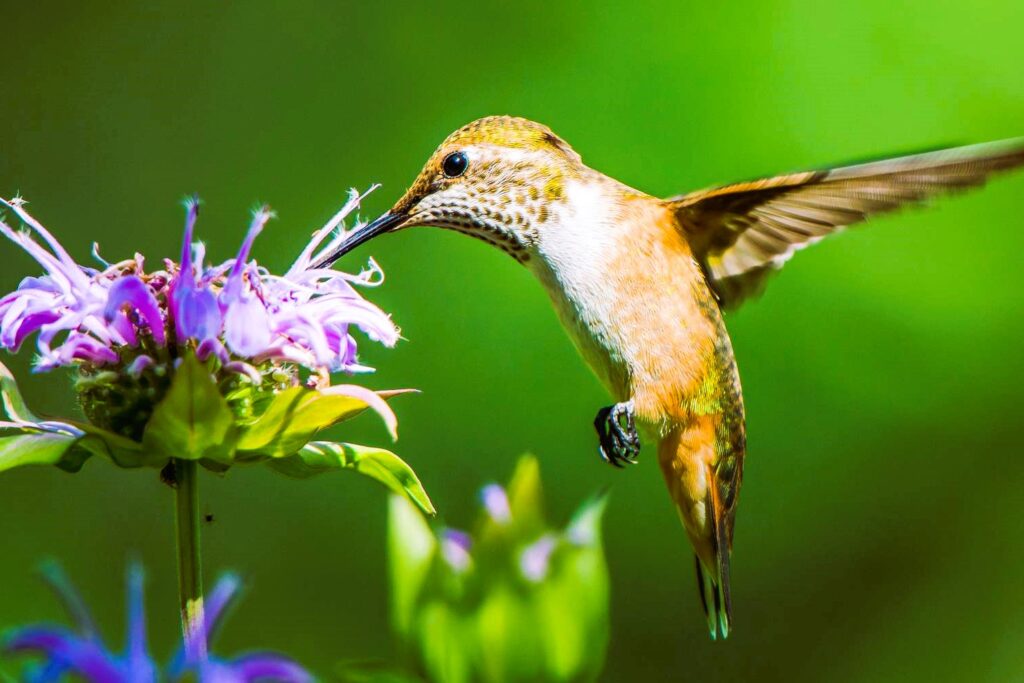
{"left": 0, "top": 353, "right": 433, "bottom": 514}
{"left": 383, "top": 455, "right": 609, "bottom": 683}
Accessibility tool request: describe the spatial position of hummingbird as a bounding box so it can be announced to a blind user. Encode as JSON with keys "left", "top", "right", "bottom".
{"left": 314, "top": 116, "right": 1024, "bottom": 639}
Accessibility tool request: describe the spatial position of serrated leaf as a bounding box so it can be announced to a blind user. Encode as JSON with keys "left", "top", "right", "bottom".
{"left": 142, "top": 353, "right": 236, "bottom": 462}
{"left": 0, "top": 432, "right": 86, "bottom": 474}
{"left": 267, "top": 441, "right": 435, "bottom": 516}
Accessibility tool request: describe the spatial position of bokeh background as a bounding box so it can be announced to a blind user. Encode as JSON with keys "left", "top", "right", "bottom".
{"left": 2, "top": 2, "right": 1024, "bottom": 681}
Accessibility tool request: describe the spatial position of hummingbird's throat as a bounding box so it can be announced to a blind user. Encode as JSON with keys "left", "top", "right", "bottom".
{"left": 414, "top": 202, "right": 535, "bottom": 263}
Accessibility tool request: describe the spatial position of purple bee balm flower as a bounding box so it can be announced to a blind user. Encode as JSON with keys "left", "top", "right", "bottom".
{"left": 169, "top": 197, "right": 223, "bottom": 349}
{"left": 104, "top": 276, "right": 165, "bottom": 347}
{"left": 0, "top": 189, "right": 434, "bottom": 517}
{"left": 0, "top": 189, "right": 397, "bottom": 377}
{"left": 4, "top": 563, "right": 312, "bottom": 683}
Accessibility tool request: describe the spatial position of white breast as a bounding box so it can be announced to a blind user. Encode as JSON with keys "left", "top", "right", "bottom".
{"left": 527, "top": 180, "right": 635, "bottom": 399}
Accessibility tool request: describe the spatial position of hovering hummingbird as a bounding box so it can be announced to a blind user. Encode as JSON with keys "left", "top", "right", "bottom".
{"left": 315, "top": 116, "right": 1024, "bottom": 639}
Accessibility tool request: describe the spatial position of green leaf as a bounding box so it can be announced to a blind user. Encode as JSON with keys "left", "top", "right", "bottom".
{"left": 236, "top": 387, "right": 373, "bottom": 458}
{"left": 537, "top": 493, "right": 610, "bottom": 681}
{"left": 0, "top": 359, "right": 161, "bottom": 471}
{"left": 505, "top": 454, "right": 545, "bottom": 537}
{"left": 267, "top": 441, "right": 435, "bottom": 516}
{"left": 142, "top": 353, "right": 237, "bottom": 462}
{"left": 0, "top": 432, "right": 88, "bottom": 474}
{"left": 234, "top": 386, "right": 304, "bottom": 454}
{"left": 0, "top": 359, "right": 41, "bottom": 424}
{"left": 566, "top": 491, "right": 610, "bottom": 549}
{"left": 291, "top": 391, "right": 375, "bottom": 435}
{"left": 388, "top": 495, "right": 438, "bottom": 642}
{"left": 474, "top": 584, "right": 546, "bottom": 683}
{"left": 474, "top": 454, "right": 550, "bottom": 559}
{"left": 198, "top": 457, "right": 232, "bottom": 474}
{"left": 62, "top": 420, "right": 157, "bottom": 469}
{"left": 417, "top": 602, "right": 475, "bottom": 683}
{"left": 537, "top": 544, "right": 610, "bottom": 681}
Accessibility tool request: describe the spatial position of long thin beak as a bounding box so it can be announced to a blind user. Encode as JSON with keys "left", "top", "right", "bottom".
{"left": 311, "top": 210, "right": 407, "bottom": 269}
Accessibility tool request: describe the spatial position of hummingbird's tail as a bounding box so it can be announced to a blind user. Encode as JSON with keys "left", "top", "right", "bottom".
{"left": 694, "top": 498, "right": 733, "bottom": 640}
{"left": 656, "top": 413, "right": 742, "bottom": 640}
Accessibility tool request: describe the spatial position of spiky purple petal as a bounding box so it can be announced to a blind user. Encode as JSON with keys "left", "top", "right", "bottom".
{"left": 104, "top": 276, "right": 165, "bottom": 346}
{"left": 223, "top": 653, "right": 314, "bottom": 683}
{"left": 5, "top": 627, "right": 126, "bottom": 683}
{"left": 0, "top": 190, "right": 397, "bottom": 375}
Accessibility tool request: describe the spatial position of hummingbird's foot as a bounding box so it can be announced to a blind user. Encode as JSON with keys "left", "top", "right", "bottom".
{"left": 595, "top": 400, "right": 640, "bottom": 468}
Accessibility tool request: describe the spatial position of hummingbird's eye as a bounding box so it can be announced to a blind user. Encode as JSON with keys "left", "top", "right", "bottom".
{"left": 442, "top": 151, "right": 469, "bottom": 178}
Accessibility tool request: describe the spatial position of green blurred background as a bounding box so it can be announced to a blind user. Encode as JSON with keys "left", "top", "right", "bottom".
{"left": 2, "top": 2, "right": 1024, "bottom": 680}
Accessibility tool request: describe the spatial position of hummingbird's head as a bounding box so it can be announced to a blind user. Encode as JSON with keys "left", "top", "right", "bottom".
{"left": 315, "top": 116, "right": 586, "bottom": 266}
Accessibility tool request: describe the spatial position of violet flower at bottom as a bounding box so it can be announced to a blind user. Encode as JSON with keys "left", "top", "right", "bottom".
{"left": 4, "top": 563, "right": 312, "bottom": 683}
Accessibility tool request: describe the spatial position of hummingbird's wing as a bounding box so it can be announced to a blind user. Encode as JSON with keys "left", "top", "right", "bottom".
{"left": 665, "top": 139, "right": 1024, "bottom": 308}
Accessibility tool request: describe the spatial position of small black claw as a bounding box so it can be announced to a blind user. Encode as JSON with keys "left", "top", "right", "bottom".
{"left": 594, "top": 401, "right": 641, "bottom": 468}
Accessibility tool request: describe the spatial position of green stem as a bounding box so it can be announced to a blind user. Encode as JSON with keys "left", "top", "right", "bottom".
{"left": 173, "top": 458, "right": 207, "bottom": 663}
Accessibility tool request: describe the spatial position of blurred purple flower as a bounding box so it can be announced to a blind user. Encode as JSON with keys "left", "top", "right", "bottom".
{"left": 440, "top": 528, "right": 473, "bottom": 572}
{"left": 4, "top": 563, "right": 311, "bottom": 683}
{"left": 0, "top": 189, "right": 397, "bottom": 376}
{"left": 479, "top": 484, "right": 511, "bottom": 524}
{"left": 519, "top": 534, "right": 557, "bottom": 582}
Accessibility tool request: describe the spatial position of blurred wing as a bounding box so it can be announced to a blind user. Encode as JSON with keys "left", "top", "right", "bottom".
{"left": 666, "top": 139, "right": 1024, "bottom": 308}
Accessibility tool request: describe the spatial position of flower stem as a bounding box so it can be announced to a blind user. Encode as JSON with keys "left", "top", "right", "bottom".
{"left": 173, "top": 458, "right": 207, "bottom": 663}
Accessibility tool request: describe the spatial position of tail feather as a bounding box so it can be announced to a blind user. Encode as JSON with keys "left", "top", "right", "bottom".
{"left": 696, "top": 485, "right": 733, "bottom": 639}
{"left": 695, "top": 557, "right": 719, "bottom": 639}
{"left": 712, "top": 480, "right": 733, "bottom": 639}
{"left": 656, "top": 407, "right": 743, "bottom": 640}
{"left": 696, "top": 563, "right": 731, "bottom": 640}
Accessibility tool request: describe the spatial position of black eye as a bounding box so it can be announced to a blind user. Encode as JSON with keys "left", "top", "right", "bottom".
{"left": 442, "top": 151, "right": 469, "bottom": 178}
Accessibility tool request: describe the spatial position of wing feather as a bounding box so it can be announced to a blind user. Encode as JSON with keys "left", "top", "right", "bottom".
{"left": 667, "top": 139, "right": 1024, "bottom": 308}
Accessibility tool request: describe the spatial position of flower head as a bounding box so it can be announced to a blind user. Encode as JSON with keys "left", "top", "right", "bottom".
{"left": 0, "top": 189, "right": 396, "bottom": 377}
{"left": 4, "top": 562, "right": 312, "bottom": 683}
{"left": 0, "top": 192, "right": 434, "bottom": 516}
